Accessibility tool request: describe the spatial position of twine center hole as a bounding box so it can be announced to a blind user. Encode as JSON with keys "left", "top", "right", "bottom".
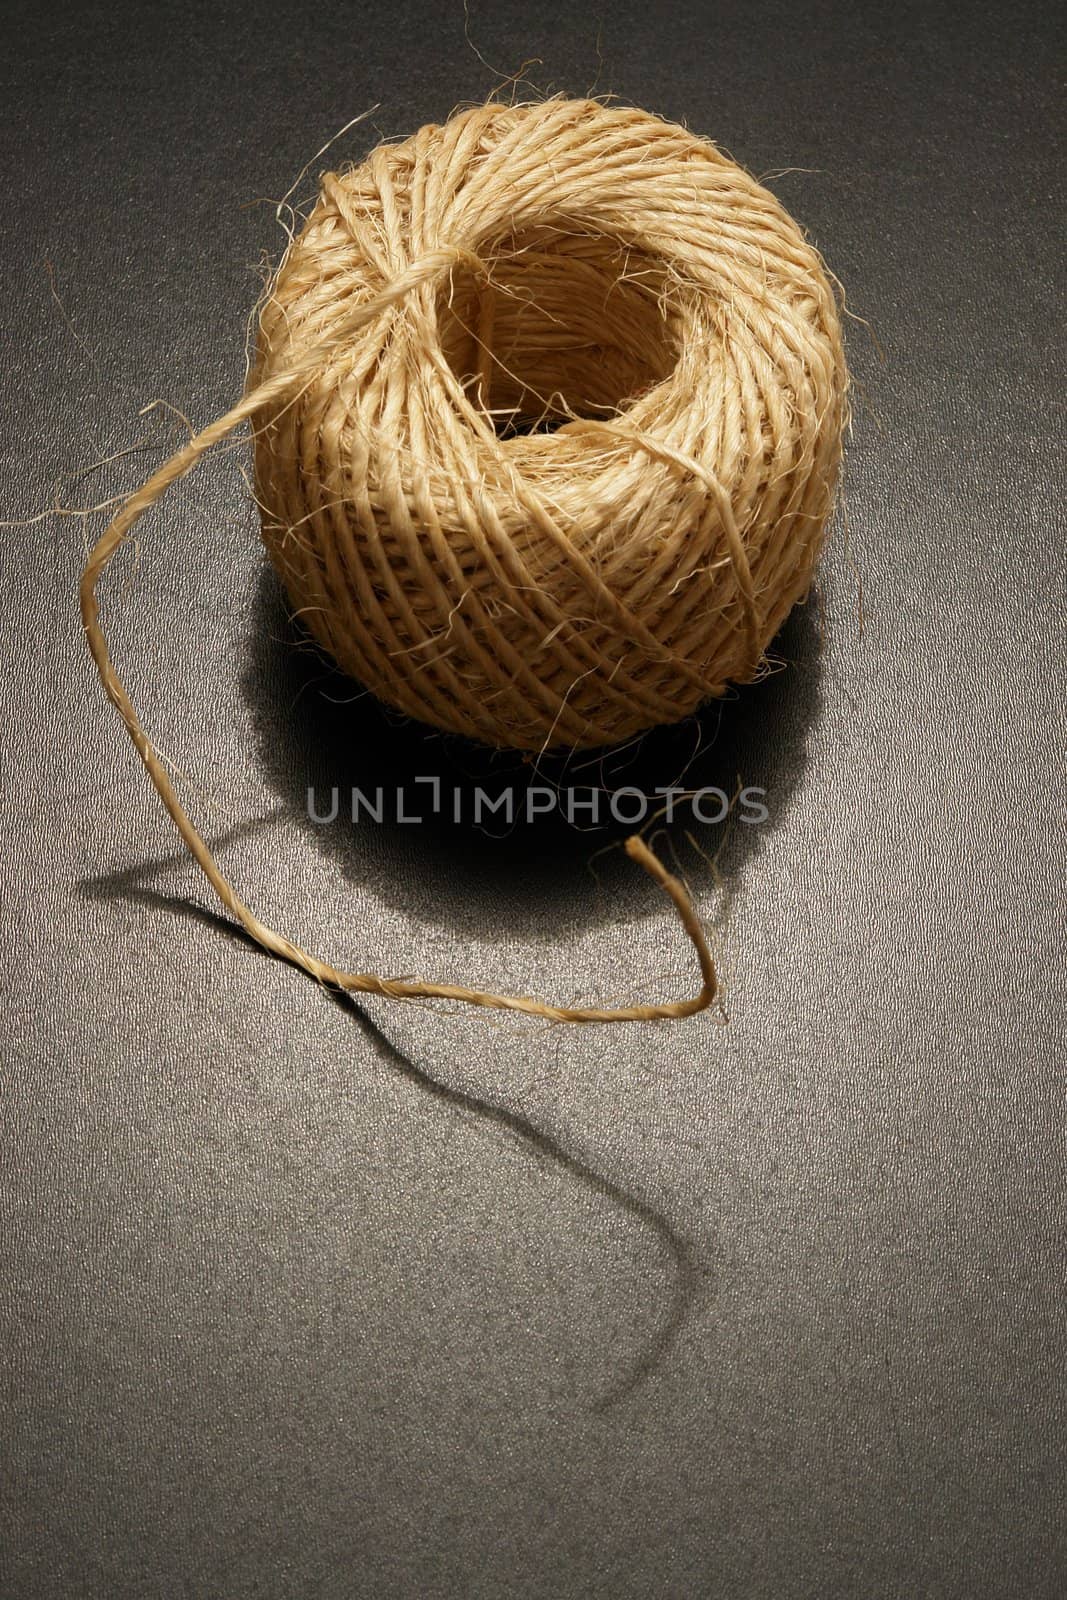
{"left": 438, "top": 226, "right": 679, "bottom": 435}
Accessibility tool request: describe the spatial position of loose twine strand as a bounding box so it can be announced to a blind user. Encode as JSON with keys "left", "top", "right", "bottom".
{"left": 81, "top": 98, "right": 846, "bottom": 1024}
{"left": 79, "top": 250, "right": 716, "bottom": 1021}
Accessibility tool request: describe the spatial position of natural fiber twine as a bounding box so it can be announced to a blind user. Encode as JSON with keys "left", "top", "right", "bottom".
{"left": 81, "top": 97, "right": 847, "bottom": 1023}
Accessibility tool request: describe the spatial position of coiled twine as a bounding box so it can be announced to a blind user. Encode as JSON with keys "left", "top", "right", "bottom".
{"left": 252, "top": 97, "right": 847, "bottom": 752}
{"left": 81, "top": 97, "right": 848, "bottom": 1021}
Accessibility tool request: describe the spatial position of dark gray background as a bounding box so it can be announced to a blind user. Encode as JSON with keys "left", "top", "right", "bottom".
{"left": 2, "top": 1, "right": 1064, "bottom": 1596}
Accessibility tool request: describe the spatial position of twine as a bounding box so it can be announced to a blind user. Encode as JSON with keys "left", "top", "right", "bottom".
{"left": 81, "top": 97, "right": 847, "bottom": 1023}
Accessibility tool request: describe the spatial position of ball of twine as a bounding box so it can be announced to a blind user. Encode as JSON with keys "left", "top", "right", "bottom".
{"left": 81, "top": 97, "right": 847, "bottom": 1023}
{"left": 253, "top": 97, "right": 847, "bottom": 751}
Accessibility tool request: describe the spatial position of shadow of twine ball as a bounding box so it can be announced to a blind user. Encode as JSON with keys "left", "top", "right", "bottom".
{"left": 251, "top": 97, "right": 848, "bottom": 753}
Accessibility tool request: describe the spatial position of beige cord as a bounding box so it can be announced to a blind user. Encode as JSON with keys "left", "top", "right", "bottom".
{"left": 79, "top": 267, "right": 716, "bottom": 1019}
{"left": 81, "top": 96, "right": 847, "bottom": 1024}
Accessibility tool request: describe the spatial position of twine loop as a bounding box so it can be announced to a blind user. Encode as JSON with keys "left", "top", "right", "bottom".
{"left": 81, "top": 97, "right": 847, "bottom": 1023}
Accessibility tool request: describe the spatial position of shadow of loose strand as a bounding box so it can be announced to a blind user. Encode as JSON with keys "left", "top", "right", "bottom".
{"left": 78, "top": 829, "right": 710, "bottom": 1410}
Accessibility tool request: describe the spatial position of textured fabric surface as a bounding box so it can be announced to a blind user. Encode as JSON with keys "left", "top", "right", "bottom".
{"left": 2, "top": 2, "right": 1064, "bottom": 1597}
